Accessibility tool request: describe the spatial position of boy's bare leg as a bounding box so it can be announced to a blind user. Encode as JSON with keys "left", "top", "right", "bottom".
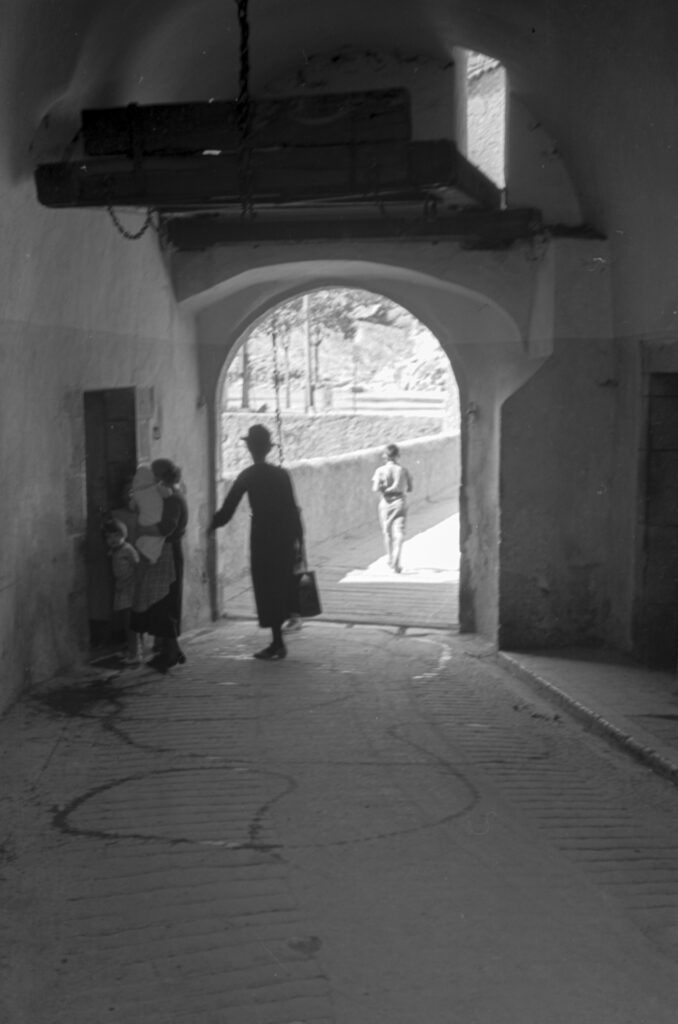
{"left": 379, "top": 505, "right": 393, "bottom": 566}
{"left": 392, "top": 518, "right": 405, "bottom": 573}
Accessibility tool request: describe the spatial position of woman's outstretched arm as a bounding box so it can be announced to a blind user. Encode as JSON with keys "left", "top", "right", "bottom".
{"left": 210, "top": 472, "right": 247, "bottom": 531}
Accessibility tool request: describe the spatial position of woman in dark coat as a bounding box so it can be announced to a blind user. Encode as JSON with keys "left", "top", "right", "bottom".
{"left": 131, "top": 458, "right": 188, "bottom": 673}
{"left": 209, "top": 424, "right": 302, "bottom": 660}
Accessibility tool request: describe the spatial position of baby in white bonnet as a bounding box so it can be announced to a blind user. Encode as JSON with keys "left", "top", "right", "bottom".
{"left": 130, "top": 466, "right": 164, "bottom": 563}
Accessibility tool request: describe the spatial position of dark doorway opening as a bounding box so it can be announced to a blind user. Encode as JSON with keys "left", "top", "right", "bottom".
{"left": 83, "top": 388, "right": 137, "bottom": 647}
{"left": 637, "top": 372, "right": 678, "bottom": 667}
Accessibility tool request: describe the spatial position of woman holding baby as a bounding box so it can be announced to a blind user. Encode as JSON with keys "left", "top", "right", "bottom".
{"left": 130, "top": 458, "right": 188, "bottom": 673}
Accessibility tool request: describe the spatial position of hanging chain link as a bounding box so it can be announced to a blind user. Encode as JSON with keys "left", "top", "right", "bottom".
{"left": 236, "top": 0, "right": 250, "bottom": 114}
{"left": 106, "top": 206, "right": 158, "bottom": 240}
{"left": 106, "top": 103, "right": 159, "bottom": 240}
{"left": 234, "top": 0, "right": 255, "bottom": 219}
{"left": 270, "top": 316, "right": 285, "bottom": 465}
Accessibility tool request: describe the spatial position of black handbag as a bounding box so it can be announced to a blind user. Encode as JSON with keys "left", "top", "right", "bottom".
{"left": 295, "top": 569, "right": 322, "bottom": 618}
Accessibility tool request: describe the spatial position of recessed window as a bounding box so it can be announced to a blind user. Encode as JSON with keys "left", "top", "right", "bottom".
{"left": 465, "top": 50, "right": 506, "bottom": 190}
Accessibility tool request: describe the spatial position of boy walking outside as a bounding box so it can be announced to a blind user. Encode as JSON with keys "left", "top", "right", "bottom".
{"left": 372, "top": 443, "right": 413, "bottom": 574}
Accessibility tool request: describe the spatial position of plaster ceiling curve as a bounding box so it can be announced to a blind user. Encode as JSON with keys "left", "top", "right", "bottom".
{"left": 30, "top": 0, "right": 544, "bottom": 117}
{"left": 33, "top": 0, "right": 454, "bottom": 117}
{"left": 119, "top": 2, "right": 453, "bottom": 105}
{"left": 193, "top": 258, "right": 524, "bottom": 354}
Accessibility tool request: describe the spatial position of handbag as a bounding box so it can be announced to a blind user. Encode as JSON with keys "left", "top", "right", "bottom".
{"left": 295, "top": 569, "right": 322, "bottom": 618}
{"left": 292, "top": 528, "right": 323, "bottom": 614}
{"left": 292, "top": 530, "right": 321, "bottom": 618}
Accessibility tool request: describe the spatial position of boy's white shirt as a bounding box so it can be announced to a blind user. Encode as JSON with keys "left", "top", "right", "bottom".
{"left": 372, "top": 460, "right": 412, "bottom": 495}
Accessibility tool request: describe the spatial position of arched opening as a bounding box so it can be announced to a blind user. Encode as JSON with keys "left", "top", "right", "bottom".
{"left": 215, "top": 286, "right": 462, "bottom": 629}
{"left": 193, "top": 253, "right": 531, "bottom": 644}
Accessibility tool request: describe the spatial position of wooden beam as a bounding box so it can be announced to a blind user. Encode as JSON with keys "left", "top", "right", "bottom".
{"left": 162, "top": 208, "right": 542, "bottom": 249}
{"left": 35, "top": 140, "right": 502, "bottom": 211}
{"left": 81, "top": 90, "right": 413, "bottom": 156}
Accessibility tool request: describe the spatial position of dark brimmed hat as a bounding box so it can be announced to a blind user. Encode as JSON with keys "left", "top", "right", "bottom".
{"left": 241, "top": 424, "right": 272, "bottom": 449}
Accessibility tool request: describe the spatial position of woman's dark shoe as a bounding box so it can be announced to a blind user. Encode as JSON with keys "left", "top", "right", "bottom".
{"left": 176, "top": 648, "right": 187, "bottom": 665}
{"left": 253, "top": 644, "right": 287, "bottom": 661}
{"left": 147, "top": 655, "right": 169, "bottom": 674}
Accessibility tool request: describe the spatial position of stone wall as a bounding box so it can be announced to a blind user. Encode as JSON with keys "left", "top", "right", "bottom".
{"left": 499, "top": 338, "right": 627, "bottom": 651}
{"left": 221, "top": 412, "right": 446, "bottom": 473}
{"left": 215, "top": 434, "right": 460, "bottom": 604}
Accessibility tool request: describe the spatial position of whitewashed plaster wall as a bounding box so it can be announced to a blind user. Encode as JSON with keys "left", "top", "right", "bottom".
{"left": 497, "top": 241, "right": 647, "bottom": 654}
{"left": 262, "top": 47, "right": 460, "bottom": 143}
{"left": 506, "top": 94, "right": 582, "bottom": 226}
{"left": 0, "top": 8, "right": 212, "bottom": 709}
{"left": 500, "top": 336, "right": 631, "bottom": 650}
{"left": 0, "top": 192, "right": 212, "bottom": 710}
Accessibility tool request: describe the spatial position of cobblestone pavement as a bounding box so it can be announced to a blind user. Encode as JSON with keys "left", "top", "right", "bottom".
{"left": 3, "top": 621, "right": 678, "bottom": 1022}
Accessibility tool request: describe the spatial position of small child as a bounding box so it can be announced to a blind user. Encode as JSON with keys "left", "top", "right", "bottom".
{"left": 130, "top": 465, "right": 164, "bottom": 564}
{"left": 103, "top": 518, "right": 143, "bottom": 664}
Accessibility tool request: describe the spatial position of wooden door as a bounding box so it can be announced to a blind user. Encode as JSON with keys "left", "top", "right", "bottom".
{"left": 637, "top": 373, "right": 678, "bottom": 667}
{"left": 84, "top": 388, "right": 137, "bottom": 645}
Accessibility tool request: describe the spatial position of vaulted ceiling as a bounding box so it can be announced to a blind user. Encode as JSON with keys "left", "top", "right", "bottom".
{"left": 8, "top": 0, "right": 678, "bottom": 333}
{"left": 15, "top": 1, "right": 676, "bottom": 223}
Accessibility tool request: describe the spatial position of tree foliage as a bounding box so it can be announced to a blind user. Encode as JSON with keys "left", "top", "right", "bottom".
{"left": 225, "top": 287, "right": 451, "bottom": 405}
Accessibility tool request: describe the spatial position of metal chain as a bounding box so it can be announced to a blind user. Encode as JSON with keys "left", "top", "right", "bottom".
{"left": 107, "top": 206, "right": 157, "bottom": 240}
{"left": 237, "top": 144, "right": 255, "bottom": 220}
{"left": 270, "top": 318, "right": 285, "bottom": 465}
{"left": 234, "top": 0, "right": 255, "bottom": 219}
{"left": 236, "top": 0, "right": 250, "bottom": 114}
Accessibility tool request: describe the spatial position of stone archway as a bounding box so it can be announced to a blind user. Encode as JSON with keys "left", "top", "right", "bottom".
{"left": 184, "top": 250, "right": 543, "bottom": 642}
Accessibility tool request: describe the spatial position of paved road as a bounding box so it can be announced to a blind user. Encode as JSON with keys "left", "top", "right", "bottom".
{"left": 220, "top": 495, "right": 460, "bottom": 628}
{"left": 2, "top": 622, "right": 678, "bottom": 1022}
